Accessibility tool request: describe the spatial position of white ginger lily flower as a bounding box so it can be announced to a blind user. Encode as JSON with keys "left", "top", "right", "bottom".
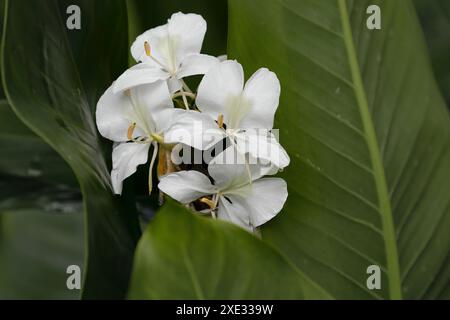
{"left": 96, "top": 80, "right": 182, "bottom": 194}
{"left": 158, "top": 147, "right": 288, "bottom": 230}
{"left": 165, "top": 60, "right": 290, "bottom": 169}
{"left": 113, "top": 12, "right": 219, "bottom": 95}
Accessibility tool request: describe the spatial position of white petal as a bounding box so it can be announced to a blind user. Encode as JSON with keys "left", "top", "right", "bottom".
{"left": 196, "top": 60, "right": 244, "bottom": 122}
{"left": 217, "top": 54, "right": 227, "bottom": 62}
{"left": 156, "top": 108, "right": 186, "bottom": 133}
{"left": 111, "top": 142, "right": 150, "bottom": 194}
{"left": 164, "top": 111, "right": 225, "bottom": 150}
{"left": 96, "top": 83, "right": 133, "bottom": 142}
{"left": 158, "top": 171, "right": 215, "bottom": 203}
{"left": 241, "top": 178, "right": 288, "bottom": 227}
{"left": 128, "top": 81, "right": 174, "bottom": 135}
{"left": 131, "top": 24, "right": 170, "bottom": 66}
{"left": 241, "top": 68, "right": 280, "bottom": 129}
{"left": 167, "top": 77, "right": 183, "bottom": 93}
{"left": 113, "top": 64, "right": 170, "bottom": 93}
{"left": 217, "top": 196, "right": 252, "bottom": 231}
{"left": 236, "top": 130, "right": 290, "bottom": 169}
{"left": 208, "top": 145, "right": 264, "bottom": 189}
{"left": 177, "top": 54, "right": 220, "bottom": 78}
{"left": 167, "top": 12, "right": 207, "bottom": 66}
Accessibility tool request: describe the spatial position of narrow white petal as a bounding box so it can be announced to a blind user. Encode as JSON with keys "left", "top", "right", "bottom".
{"left": 111, "top": 143, "right": 150, "bottom": 194}
{"left": 156, "top": 108, "right": 186, "bottom": 133}
{"left": 167, "top": 77, "right": 183, "bottom": 93}
{"left": 164, "top": 111, "right": 225, "bottom": 150}
{"left": 177, "top": 53, "right": 220, "bottom": 78}
{"left": 131, "top": 24, "right": 170, "bottom": 66}
{"left": 196, "top": 60, "right": 244, "bottom": 122}
{"left": 209, "top": 144, "right": 271, "bottom": 188}
{"left": 113, "top": 64, "right": 170, "bottom": 94}
{"left": 128, "top": 81, "right": 174, "bottom": 135}
{"left": 167, "top": 12, "right": 207, "bottom": 65}
{"left": 217, "top": 196, "right": 252, "bottom": 231}
{"left": 241, "top": 68, "right": 280, "bottom": 129}
{"left": 241, "top": 178, "right": 288, "bottom": 227}
{"left": 208, "top": 145, "right": 251, "bottom": 189}
{"left": 96, "top": 83, "right": 133, "bottom": 142}
{"left": 236, "top": 130, "right": 290, "bottom": 169}
{"left": 158, "top": 171, "right": 215, "bottom": 203}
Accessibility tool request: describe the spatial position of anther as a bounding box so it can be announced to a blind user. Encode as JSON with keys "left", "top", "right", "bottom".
{"left": 127, "top": 123, "right": 137, "bottom": 140}
{"left": 217, "top": 114, "right": 224, "bottom": 128}
{"left": 144, "top": 41, "right": 151, "bottom": 57}
{"left": 199, "top": 197, "right": 215, "bottom": 209}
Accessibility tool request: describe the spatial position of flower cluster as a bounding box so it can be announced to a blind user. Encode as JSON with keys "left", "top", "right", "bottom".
{"left": 96, "top": 12, "right": 290, "bottom": 231}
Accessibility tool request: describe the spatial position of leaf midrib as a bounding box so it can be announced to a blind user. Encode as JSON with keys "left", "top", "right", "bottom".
{"left": 337, "top": 0, "right": 402, "bottom": 299}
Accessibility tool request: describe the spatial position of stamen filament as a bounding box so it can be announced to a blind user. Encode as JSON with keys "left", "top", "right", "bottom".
{"left": 172, "top": 91, "right": 196, "bottom": 100}
{"left": 180, "top": 89, "right": 190, "bottom": 110}
{"left": 148, "top": 142, "right": 159, "bottom": 195}
{"left": 181, "top": 79, "right": 193, "bottom": 94}
{"left": 143, "top": 41, "right": 168, "bottom": 71}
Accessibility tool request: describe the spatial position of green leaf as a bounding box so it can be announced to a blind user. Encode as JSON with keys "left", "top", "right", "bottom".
{"left": 128, "top": 200, "right": 331, "bottom": 299}
{"left": 0, "top": 176, "right": 84, "bottom": 299}
{"left": 0, "top": 101, "right": 76, "bottom": 186}
{"left": 1, "top": 0, "right": 140, "bottom": 298}
{"left": 228, "top": 0, "right": 450, "bottom": 299}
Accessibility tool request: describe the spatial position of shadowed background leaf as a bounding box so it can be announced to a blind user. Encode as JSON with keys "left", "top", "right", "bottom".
{"left": 1, "top": 0, "right": 141, "bottom": 299}
{"left": 0, "top": 175, "right": 83, "bottom": 299}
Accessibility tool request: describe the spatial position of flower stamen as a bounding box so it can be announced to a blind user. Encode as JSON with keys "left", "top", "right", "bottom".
{"left": 143, "top": 41, "right": 170, "bottom": 72}
{"left": 150, "top": 133, "right": 164, "bottom": 144}
{"left": 144, "top": 41, "right": 151, "bottom": 57}
{"left": 217, "top": 114, "right": 224, "bottom": 128}
{"left": 127, "top": 122, "right": 137, "bottom": 140}
{"left": 199, "top": 197, "right": 216, "bottom": 210}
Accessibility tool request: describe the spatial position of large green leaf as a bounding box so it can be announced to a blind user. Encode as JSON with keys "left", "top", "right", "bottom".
{"left": 0, "top": 176, "right": 84, "bottom": 299}
{"left": 1, "top": 0, "right": 140, "bottom": 298}
{"left": 0, "top": 101, "right": 76, "bottom": 186}
{"left": 228, "top": 0, "right": 450, "bottom": 299}
{"left": 128, "top": 201, "right": 330, "bottom": 299}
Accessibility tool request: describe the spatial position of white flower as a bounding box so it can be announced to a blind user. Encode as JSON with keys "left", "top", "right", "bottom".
{"left": 96, "top": 80, "right": 182, "bottom": 194}
{"left": 158, "top": 147, "right": 288, "bottom": 230}
{"left": 113, "top": 12, "right": 219, "bottom": 94}
{"left": 165, "top": 60, "right": 290, "bottom": 169}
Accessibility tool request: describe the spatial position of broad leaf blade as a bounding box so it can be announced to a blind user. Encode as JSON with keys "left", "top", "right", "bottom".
{"left": 1, "top": 0, "right": 140, "bottom": 298}
{"left": 0, "top": 177, "right": 84, "bottom": 299}
{"left": 128, "top": 201, "right": 331, "bottom": 299}
{"left": 0, "top": 101, "right": 76, "bottom": 186}
{"left": 228, "top": 0, "right": 450, "bottom": 299}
